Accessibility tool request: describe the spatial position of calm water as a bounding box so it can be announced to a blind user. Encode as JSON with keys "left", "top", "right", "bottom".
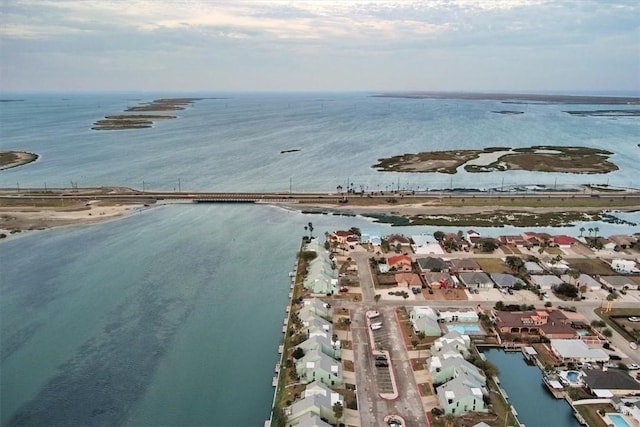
{"left": 1, "top": 93, "right": 639, "bottom": 426}
{"left": 483, "top": 349, "right": 582, "bottom": 427}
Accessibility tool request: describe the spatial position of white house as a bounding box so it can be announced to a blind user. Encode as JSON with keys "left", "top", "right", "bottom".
{"left": 611, "top": 259, "right": 640, "bottom": 274}
{"left": 438, "top": 309, "right": 479, "bottom": 323}
{"left": 550, "top": 339, "right": 609, "bottom": 364}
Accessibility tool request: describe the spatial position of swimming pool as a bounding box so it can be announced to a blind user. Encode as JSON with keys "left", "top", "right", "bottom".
{"left": 607, "top": 414, "right": 631, "bottom": 427}
{"left": 566, "top": 371, "right": 579, "bottom": 383}
{"left": 447, "top": 324, "right": 482, "bottom": 334}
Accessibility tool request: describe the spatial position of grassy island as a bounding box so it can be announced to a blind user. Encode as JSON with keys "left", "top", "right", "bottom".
{"left": 373, "top": 146, "right": 618, "bottom": 174}
{"left": 92, "top": 98, "right": 200, "bottom": 130}
{"left": 0, "top": 151, "right": 38, "bottom": 170}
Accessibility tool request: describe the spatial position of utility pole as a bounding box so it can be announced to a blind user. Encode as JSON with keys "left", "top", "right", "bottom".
{"left": 178, "top": 178, "right": 181, "bottom": 193}
{"left": 289, "top": 177, "right": 292, "bottom": 195}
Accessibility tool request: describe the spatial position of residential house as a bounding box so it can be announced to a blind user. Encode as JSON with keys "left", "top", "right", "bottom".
{"left": 609, "top": 235, "right": 637, "bottom": 249}
{"left": 611, "top": 259, "right": 640, "bottom": 274}
{"left": 553, "top": 235, "right": 577, "bottom": 248}
{"left": 438, "top": 309, "right": 479, "bottom": 323}
{"left": 436, "top": 373, "right": 488, "bottom": 416}
{"left": 432, "top": 331, "right": 472, "bottom": 355}
{"left": 360, "top": 232, "right": 382, "bottom": 246}
{"left": 444, "top": 233, "right": 471, "bottom": 251}
{"left": 490, "top": 273, "right": 523, "bottom": 289}
{"left": 301, "top": 298, "right": 333, "bottom": 321}
{"left": 300, "top": 314, "right": 332, "bottom": 338}
{"left": 297, "top": 335, "right": 341, "bottom": 360}
{"left": 583, "top": 369, "right": 640, "bottom": 397}
{"left": 422, "top": 272, "right": 454, "bottom": 289}
{"left": 303, "top": 246, "right": 338, "bottom": 296}
{"left": 330, "top": 230, "right": 357, "bottom": 245}
{"left": 449, "top": 258, "right": 481, "bottom": 272}
{"left": 599, "top": 276, "right": 637, "bottom": 291}
{"left": 524, "top": 261, "right": 545, "bottom": 275}
{"left": 385, "top": 234, "right": 411, "bottom": 248}
{"left": 411, "top": 234, "right": 445, "bottom": 255}
{"left": 493, "top": 309, "right": 578, "bottom": 339}
{"left": 466, "top": 230, "right": 481, "bottom": 245}
{"left": 430, "top": 357, "right": 486, "bottom": 386}
{"left": 394, "top": 273, "right": 422, "bottom": 288}
{"left": 409, "top": 306, "right": 442, "bottom": 336}
{"left": 458, "top": 272, "right": 494, "bottom": 291}
{"left": 498, "top": 235, "right": 528, "bottom": 247}
{"left": 560, "top": 273, "right": 602, "bottom": 292}
{"left": 529, "top": 274, "right": 564, "bottom": 290}
{"left": 289, "top": 413, "right": 332, "bottom": 427}
{"left": 296, "top": 349, "right": 342, "bottom": 386}
{"left": 387, "top": 254, "right": 412, "bottom": 272}
{"left": 287, "top": 381, "right": 342, "bottom": 426}
{"left": 613, "top": 398, "right": 640, "bottom": 424}
{"left": 416, "top": 257, "right": 449, "bottom": 272}
{"left": 522, "top": 232, "right": 553, "bottom": 246}
{"left": 550, "top": 339, "right": 610, "bottom": 364}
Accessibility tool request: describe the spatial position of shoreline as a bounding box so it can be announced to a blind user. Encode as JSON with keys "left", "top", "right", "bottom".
{"left": 0, "top": 151, "right": 39, "bottom": 171}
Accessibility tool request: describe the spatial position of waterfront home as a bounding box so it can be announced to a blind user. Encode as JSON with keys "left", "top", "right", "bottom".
{"left": 449, "top": 258, "right": 481, "bottom": 272}
{"left": 385, "top": 234, "right": 411, "bottom": 248}
{"left": 287, "top": 382, "right": 341, "bottom": 426}
{"left": 329, "top": 230, "right": 358, "bottom": 245}
{"left": 524, "top": 261, "right": 545, "bottom": 274}
{"left": 409, "top": 306, "right": 442, "bottom": 336}
{"left": 498, "top": 235, "right": 527, "bottom": 247}
{"left": 288, "top": 412, "right": 332, "bottom": 427}
{"left": 416, "top": 257, "right": 449, "bottom": 272}
{"left": 387, "top": 254, "right": 412, "bottom": 271}
{"left": 458, "top": 272, "right": 494, "bottom": 292}
{"left": 540, "top": 259, "right": 570, "bottom": 274}
{"left": 490, "top": 273, "right": 523, "bottom": 289}
{"left": 301, "top": 299, "right": 333, "bottom": 321}
{"left": 431, "top": 357, "right": 486, "bottom": 386}
{"left": 609, "top": 234, "right": 637, "bottom": 249}
{"left": 553, "top": 235, "right": 577, "bottom": 248}
{"left": 466, "top": 230, "right": 481, "bottom": 244}
{"left": 436, "top": 372, "right": 488, "bottom": 415}
{"left": 297, "top": 335, "right": 341, "bottom": 360}
{"left": 296, "top": 349, "right": 342, "bottom": 386}
{"left": 360, "top": 232, "right": 382, "bottom": 246}
{"left": 611, "top": 259, "right": 640, "bottom": 274}
{"left": 411, "top": 234, "right": 445, "bottom": 255}
{"left": 438, "top": 309, "right": 479, "bottom": 323}
{"left": 550, "top": 339, "right": 609, "bottom": 364}
{"left": 301, "top": 314, "right": 332, "bottom": 336}
{"left": 522, "top": 231, "right": 553, "bottom": 246}
{"left": 599, "top": 275, "right": 637, "bottom": 291}
{"left": 529, "top": 275, "right": 564, "bottom": 290}
{"left": 422, "top": 271, "right": 454, "bottom": 289}
{"left": 583, "top": 369, "right": 640, "bottom": 396}
{"left": 432, "top": 331, "right": 472, "bottom": 354}
{"left": 493, "top": 309, "right": 578, "bottom": 339}
{"left": 444, "top": 233, "right": 471, "bottom": 251}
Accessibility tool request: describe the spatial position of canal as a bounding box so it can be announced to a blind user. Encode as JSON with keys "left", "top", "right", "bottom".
{"left": 482, "top": 349, "right": 582, "bottom": 427}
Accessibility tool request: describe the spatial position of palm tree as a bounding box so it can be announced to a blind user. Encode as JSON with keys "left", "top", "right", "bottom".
{"left": 579, "top": 227, "right": 585, "bottom": 237}
{"left": 594, "top": 226, "right": 599, "bottom": 238}
{"left": 588, "top": 227, "right": 594, "bottom": 237}
{"left": 308, "top": 222, "right": 314, "bottom": 239}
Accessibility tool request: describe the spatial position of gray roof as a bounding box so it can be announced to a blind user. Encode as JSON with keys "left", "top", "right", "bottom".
{"left": 490, "top": 273, "right": 522, "bottom": 288}
{"left": 459, "top": 272, "right": 493, "bottom": 286}
{"left": 530, "top": 275, "right": 564, "bottom": 288}
{"left": 600, "top": 276, "right": 636, "bottom": 288}
{"left": 289, "top": 393, "right": 332, "bottom": 421}
{"left": 294, "top": 413, "right": 332, "bottom": 427}
{"left": 584, "top": 369, "right": 640, "bottom": 391}
{"left": 525, "top": 261, "right": 545, "bottom": 273}
{"left": 416, "top": 257, "right": 448, "bottom": 271}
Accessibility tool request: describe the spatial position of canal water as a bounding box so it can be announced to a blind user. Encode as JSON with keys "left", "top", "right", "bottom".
{"left": 482, "top": 349, "right": 582, "bottom": 427}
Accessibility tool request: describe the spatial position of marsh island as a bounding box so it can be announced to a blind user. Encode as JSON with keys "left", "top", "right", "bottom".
{"left": 373, "top": 146, "right": 618, "bottom": 174}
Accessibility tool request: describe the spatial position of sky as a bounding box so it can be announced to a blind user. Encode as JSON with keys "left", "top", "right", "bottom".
{"left": 1, "top": 0, "right": 639, "bottom": 93}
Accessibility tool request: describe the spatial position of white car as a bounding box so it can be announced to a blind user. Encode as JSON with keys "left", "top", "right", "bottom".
{"left": 370, "top": 322, "right": 383, "bottom": 331}
{"left": 628, "top": 316, "right": 639, "bottom": 322}
{"left": 628, "top": 364, "right": 640, "bottom": 370}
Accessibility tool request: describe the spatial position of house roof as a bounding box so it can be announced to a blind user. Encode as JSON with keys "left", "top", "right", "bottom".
{"left": 530, "top": 275, "right": 564, "bottom": 288}
{"left": 416, "top": 257, "right": 448, "bottom": 271}
{"left": 298, "top": 349, "right": 341, "bottom": 376}
{"left": 289, "top": 393, "right": 332, "bottom": 421}
{"left": 490, "top": 273, "right": 522, "bottom": 288}
{"left": 583, "top": 369, "right": 640, "bottom": 392}
{"left": 553, "top": 235, "right": 577, "bottom": 245}
{"left": 423, "top": 272, "right": 453, "bottom": 285}
{"left": 449, "top": 258, "right": 481, "bottom": 271}
{"left": 550, "top": 339, "right": 609, "bottom": 360}
{"left": 395, "top": 273, "right": 422, "bottom": 287}
{"left": 386, "top": 234, "right": 410, "bottom": 244}
{"left": 459, "top": 272, "right": 493, "bottom": 286}
{"left": 524, "top": 261, "right": 545, "bottom": 273}
{"left": 560, "top": 273, "right": 601, "bottom": 289}
{"left": 412, "top": 234, "right": 437, "bottom": 246}
{"left": 294, "top": 412, "right": 332, "bottom": 427}
{"left": 388, "top": 254, "right": 412, "bottom": 266}
{"left": 600, "top": 276, "right": 635, "bottom": 288}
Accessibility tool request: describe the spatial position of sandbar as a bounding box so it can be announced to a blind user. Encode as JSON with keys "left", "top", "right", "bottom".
{"left": 0, "top": 151, "right": 39, "bottom": 171}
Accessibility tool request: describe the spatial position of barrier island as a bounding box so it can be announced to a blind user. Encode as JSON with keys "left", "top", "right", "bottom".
{"left": 0, "top": 151, "right": 38, "bottom": 170}
{"left": 373, "top": 146, "right": 618, "bottom": 174}
{"left": 92, "top": 98, "right": 202, "bottom": 130}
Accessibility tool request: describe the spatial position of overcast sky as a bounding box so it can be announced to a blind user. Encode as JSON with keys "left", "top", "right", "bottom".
{"left": 1, "top": 0, "right": 639, "bottom": 92}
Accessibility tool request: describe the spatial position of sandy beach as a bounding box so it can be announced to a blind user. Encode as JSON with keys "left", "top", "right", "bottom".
{"left": 0, "top": 200, "right": 149, "bottom": 238}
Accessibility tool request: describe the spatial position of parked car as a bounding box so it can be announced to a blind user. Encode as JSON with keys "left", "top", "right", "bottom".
{"left": 610, "top": 354, "right": 622, "bottom": 360}
{"left": 375, "top": 361, "right": 389, "bottom": 367}
{"left": 628, "top": 364, "right": 640, "bottom": 370}
{"left": 628, "top": 316, "right": 639, "bottom": 322}
{"left": 411, "top": 287, "right": 421, "bottom": 295}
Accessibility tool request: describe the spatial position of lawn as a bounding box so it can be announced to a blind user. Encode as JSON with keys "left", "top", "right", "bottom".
{"left": 575, "top": 403, "right": 615, "bottom": 427}
{"left": 475, "top": 258, "right": 510, "bottom": 274}
{"left": 566, "top": 258, "right": 616, "bottom": 275}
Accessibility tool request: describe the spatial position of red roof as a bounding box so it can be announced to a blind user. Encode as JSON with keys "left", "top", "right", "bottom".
{"left": 388, "top": 254, "right": 411, "bottom": 266}
{"left": 333, "top": 230, "right": 352, "bottom": 237}
{"left": 553, "top": 235, "right": 576, "bottom": 245}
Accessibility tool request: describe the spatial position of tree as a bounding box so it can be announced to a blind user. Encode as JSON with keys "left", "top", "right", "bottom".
{"left": 374, "top": 294, "right": 381, "bottom": 303}
{"left": 588, "top": 227, "right": 594, "bottom": 237}
{"left": 332, "top": 401, "right": 343, "bottom": 421}
{"left": 434, "top": 231, "right": 445, "bottom": 242}
{"left": 349, "top": 227, "right": 361, "bottom": 236}
{"left": 308, "top": 222, "right": 314, "bottom": 239}
{"left": 594, "top": 226, "right": 599, "bottom": 237}
{"left": 411, "top": 339, "right": 420, "bottom": 358}
{"left": 602, "top": 328, "right": 613, "bottom": 338}
{"left": 544, "top": 301, "right": 552, "bottom": 307}
{"left": 292, "top": 347, "right": 305, "bottom": 359}
{"left": 579, "top": 227, "right": 585, "bottom": 237}
{"left": 494, "top": 301, "right": 505, "bottom": 311}
{"left": 444, "top": 414, "right": 456, "bottom": 427}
